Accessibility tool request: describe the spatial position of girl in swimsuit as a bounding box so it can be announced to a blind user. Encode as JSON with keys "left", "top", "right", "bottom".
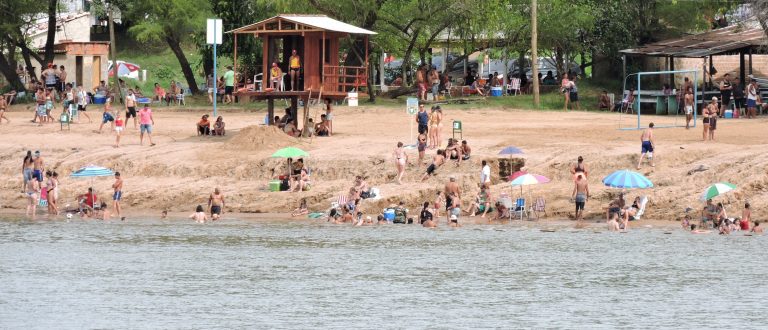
{"left": 703, "top": 99, "right": 713, "bottom": 141}
{"left": 26, "top": 179, "right": 40, "bottom": 218}
{"left": 45, "top": 171, "right": 59, "bottom": 215}
{"left": 393, "top": 142, "right": 407, "bottom": 184}
{"left": 428, "top": 108, "right": 439, "bottom": 149}
{"left": 435, "top": 107, "right": 443, "bottom": 149}
{"left": 324, "top": 98, "right": 333, "bottom": 136}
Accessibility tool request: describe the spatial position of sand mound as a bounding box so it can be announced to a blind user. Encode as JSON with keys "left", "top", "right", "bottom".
{"left": 228, "top": 125, "right": 298, "bottom": 150}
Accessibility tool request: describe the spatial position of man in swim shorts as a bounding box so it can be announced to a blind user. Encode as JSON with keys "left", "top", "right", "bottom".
{"left": 112, "top": 172, "right": 123, "bottom": 218}
{"left": 125, "top": 89, "right": 138, "bottom": 129}
{"left": 208, "top": 187, "right": 225, "bottom": 219}
{"left": 684, "top": 87, "right": 694, "bottom": 129}
{"left": 32, "top": 151, "right": 45, "bottom": 182}
{"left": 444, "top": 175, "right": 461, "bottom": 213}
{"left": 572, "top": 173, "right": 589, "bottom": 221}
{"left": 421, "top": 149, "right": 445, "bottom": 182}
{"left": 637, "top": 122, "right": 655, "bottom": 169}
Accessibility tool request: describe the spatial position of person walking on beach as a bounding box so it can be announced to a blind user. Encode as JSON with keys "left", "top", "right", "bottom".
{"left": 637, "top": 122, "right": 655, "bottom": 169}
{"left": 98, "top": 98, "right": 115, "bottom": 133}
{"left": 76, "top": 86, "right": 92, "bottom": 123}
{"left": 138, "top": 104, "right": 155, "bottom": 146}
{"left": 572, "top": 173, "right": 589, "bottom": 222}
{"left": 208, "top": 188, "right": 225, "bottom": 220}
{"left": 112, "top": 172, "right": 123, "bottom": 219}
{"left": 570, "top": 156, "right": 588, "bottom": 179}
{"left": 223, "top": 66, "right": 235, "bottom": 104}
{"left": 684, "top": 87, "right": 694, "bottom": 129}
{"left": 393, "top": 142, "right": 408, "bottom": 184}
{"left": 125, "top": 89, "right": 138, "bottom": 129}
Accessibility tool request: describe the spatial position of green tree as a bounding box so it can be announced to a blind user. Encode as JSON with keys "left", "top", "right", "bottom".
{"left": 127, "top": 0, "right": 210, "bottom": 94}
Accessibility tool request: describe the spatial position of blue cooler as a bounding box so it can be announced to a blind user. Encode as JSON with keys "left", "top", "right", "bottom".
{"left": 490, "top": 87, "right": 502, "bottom": 97}
{"left": 93, "top": 96, "right": 107, "bottom": 104}
{"left": 137, "top": 97, "right": 151, "bottom": 104}
{"left": 383, "top": 209, "right": 395, "bottom": 221}
{"left": 724, "top": 110, "right": 733, "bottom": 118}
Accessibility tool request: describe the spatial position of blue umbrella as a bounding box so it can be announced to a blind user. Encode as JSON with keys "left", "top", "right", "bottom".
{"left": 602, "top": 170, "right": 653, "bottom": 189}
{"left": 71, "top": 165, "right": 115, "bottom": 178}
{"left": 498, "top": 146, "right": 524, "bottom": 155}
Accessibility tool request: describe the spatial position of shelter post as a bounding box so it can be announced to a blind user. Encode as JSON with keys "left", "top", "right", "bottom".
{"left": 262, "top": 35, "right": 269, "bottom": 91}
{"left": 708, "top": 55, "right": 714, "bottom": 87}
{"left": 622, "top": 54, "right": 627, "bottom": 84}
{"left": 669, "top": 56, "right": 675, "bottom": 85}
{"left": 234, "top": 34, "right": 238, "bottom": 83}
{"left": 267, "top": 98, "right": 274, "bottom": 125}
{"left": 749, "top": 48, "right": 753, "bottom": 75}
{"left": 739, "top": 50, "right": 745, "bottom": 86}
{"left": 321, "top": 31, "right": 326, "bottom": 86}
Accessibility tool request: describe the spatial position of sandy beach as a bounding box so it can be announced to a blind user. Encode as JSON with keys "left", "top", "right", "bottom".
{"left": 2, "top": 101, "right": 767, "bottom": 223}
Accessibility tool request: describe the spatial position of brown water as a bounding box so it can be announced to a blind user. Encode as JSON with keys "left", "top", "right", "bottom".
{"left": 0, "top": 218, "right": 765, "bottom": 328}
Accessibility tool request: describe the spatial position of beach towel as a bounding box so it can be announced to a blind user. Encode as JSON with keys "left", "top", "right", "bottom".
{"left": 307, "top": 212, "right": 325, "bottom": 219}
{"left": 39, "top": 188, "right": 48, "bottom": 207}
{"left": 630, "top": 196, "right": 649, "bottom": 221}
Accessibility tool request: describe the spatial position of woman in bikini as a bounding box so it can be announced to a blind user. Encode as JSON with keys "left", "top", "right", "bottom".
{"left": 26, "top": 179, "right": 40, "bottom": 218}
{"left": 561, "top": 74, "right": 571, "bottom": 111}
{"left": 393, "top": 142, "right": 408, "bottom": 184}
{"left": 435, "top": 106, "right": 443, "bottom": 148}
{"left": 702, "top": 98, "right": 714, "bottom": 141}
{"left": 428, "top": 107, "right": 439, "bottom": 149}
{"left": 45, "top": 170, "right": 59, "bottom": 215}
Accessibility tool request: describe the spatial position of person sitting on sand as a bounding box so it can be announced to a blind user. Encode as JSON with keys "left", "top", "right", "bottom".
{"left": 77, "top": 188, "right": 98, "bottom": 215}
{"left": 283, "top": 121, "right": 299, "bottom": 137}
{"left": 315, "top": 114, "right": 329, "bottom": 136}
{"left": 420, "top": 201, "right": 435, "bottom": 227}
{"left": 189, "top": 205, "right": 208, "bottom": 223}
{"left": 213, "top": 116, "right": 225, "bottom": 136}
{"left": 421, "top": 149, "right": 445, "bottom": 182}
{"left": 751, "top": 221, "right": 763, "bottom": 234}
{"left": 292, "top": 167, "right": 310, "bottom": 192}
{"left": 701, "top": 199, "right": 718, "bottom": 228}
{"left": 467, "top": 185, "right": 492, "bottom": 218}
{"left": 461, "top": 140, "right": 471, "bottom": 160}
{"left": 715, "top": 202, "right": 728, "bottom": 228}
{"left": 494, "top": 201, "right": 509, "bottom": 221}
{"left": 274, "top": 116, "right": 282, "bottom": 128}
{"left": 292, "top": 198, "right": 309, "bottom": 217}
{"left": 393, "top": 201, "right": 408, "bottom": 224}
{"left": 197, "top": 114, "right": 211, "bottom": 135}
{"left": 352, "top": 176, "right": 369, "bottom": 204}
{"left": 445, "top": 139, "right": 463, "bottom": 166}
{"left": 620, "top": 196, "right": 642, "bottom": 229}
{"left": 606, "top": 193, "right": 625, "bottom": 221}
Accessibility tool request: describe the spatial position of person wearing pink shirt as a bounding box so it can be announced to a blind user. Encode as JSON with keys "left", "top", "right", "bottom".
{"left": 138, "top": 104, "right": 156, "bottom": 146}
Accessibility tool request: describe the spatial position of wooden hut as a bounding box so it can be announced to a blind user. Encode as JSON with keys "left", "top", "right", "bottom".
{"left": 229, "top": 15, "right": 376, "bottom": 124}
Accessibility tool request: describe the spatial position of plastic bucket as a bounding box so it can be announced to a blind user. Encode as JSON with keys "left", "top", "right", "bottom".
{"left": 269, "top": 180, "right": 280, "bottom": 192}
{"left": 724, "top": 110, "right": 733, "bottom": 119}
{"left": 490, "top": 87, "right": 502, "bottom": 97}
{"left": 93, "top": 96, "right": 107, "bottom": 104}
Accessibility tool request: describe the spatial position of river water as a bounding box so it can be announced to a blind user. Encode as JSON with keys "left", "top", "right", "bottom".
{"left": 1, "top": 218, "right": 765, "bottom": 329}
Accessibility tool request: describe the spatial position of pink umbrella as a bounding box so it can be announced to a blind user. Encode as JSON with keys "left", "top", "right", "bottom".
{"left": 510, "top": 173, "right": 551, "bottom": 194}
{"left": 508, "top": 170, "right": 528, "bottom": 181}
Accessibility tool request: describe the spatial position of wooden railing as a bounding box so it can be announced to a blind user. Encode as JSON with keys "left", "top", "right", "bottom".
{"left": 322, "top": 65, "right": 367, "bottom": 93}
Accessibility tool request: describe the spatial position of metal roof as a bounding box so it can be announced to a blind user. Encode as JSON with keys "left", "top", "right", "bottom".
{"left": 620, "top": 20, "right": 767, "bottom": 58}
{"left": 229, "top": 15, "right": 376, "bottom": 35}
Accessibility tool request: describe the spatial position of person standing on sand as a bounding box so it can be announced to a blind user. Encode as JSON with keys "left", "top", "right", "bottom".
{"left": 570, "top": 156, "right": 588, "bottom": 179}
{"left": 416, "top": 104, "right": 429, "bottom": 143}
{"left": 138, "top": 104, "right": 156, "bottom": 146}
{"left": 22, "top": 151, "right": 33, "bottom": 193}
{"left": 223, "top": 66, "right": 235, "bottom": 104}
{"left": 112, "top": 172, "right": 123, "bottom": 219}
{"left": 561, "top": 73, "right": 570, "bottom": 111}
{"left": 444, "top": 176, "right": 461, "bottom": 220}
{"left": 637, "top": 122, "right": 655, "bottom": 169}
{"left": 416, "top": 65, "right": 426, "bottom": 101}
{"left": 417, "top": 133, "right": 427, "bottom": 166}
{"left": 572, "top": 173, "right": 589, "bottom": 221}
{"left": 708, "top": 98, "right": 719, "bottom": 141}
{"left": 125, "top": 89, "right": 138, "bottom": 129}
{"left": 324, "top": 98, "right": 333, "bottom": 136}
{"left": 0, "top": 95, "right": 10, "bottom": 124}
{"left": 32, "top": 151, "right": 45, "bottom": 183}
{"left": 481, "top": 160, "right": 491, "bottom": 186}
{"left": 393, "top": 142, "right": 408, "bottom": 184}
{"left": 684, "top": 87, "right": 694, "bottom": 129}
{"left": 746, "top": 78, "right": 758, "bottom": 119}
{"left": 208, "top": 188, "right": 225, "bottom": 220}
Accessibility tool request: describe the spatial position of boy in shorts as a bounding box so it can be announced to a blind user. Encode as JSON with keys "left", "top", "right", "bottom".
{"left": 124, "top": 89, "right": 138, "bottom": 129}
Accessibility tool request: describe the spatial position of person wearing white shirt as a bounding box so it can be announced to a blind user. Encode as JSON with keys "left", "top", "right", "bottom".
{"left": 481, "top": 160, "right": 491, "bottom": 185}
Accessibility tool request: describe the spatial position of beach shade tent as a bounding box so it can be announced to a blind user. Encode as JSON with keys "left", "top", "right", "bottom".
{"left": 602, "top": 170, "right": 653, "bottom": 189}
{"left": 498, "top": 146, "right": 524, "bottom": 155}
{"left": 699, "top": 182, "right": 736, "bottom": 202}
{"left": 271, "top": 147, "right": 309, "bottom": 158}
{"left": 70, "top": 165, "right": 115, "bottom": 210}
{"left": 509, "top": 173, "right": 550, "bottom": 220}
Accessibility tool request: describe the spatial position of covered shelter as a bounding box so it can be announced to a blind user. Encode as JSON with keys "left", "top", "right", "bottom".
{"left": 620, "top": 20, "right": 768, "bottom": 88}
{"left": 228, "top": 14, "right": 376, "bottom": 125}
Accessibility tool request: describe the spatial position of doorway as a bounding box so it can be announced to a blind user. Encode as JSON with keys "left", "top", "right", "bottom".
{"left": 92, "top": 56, "right": 101, "bottom": 89}
{"left": 75, "top": 56, "right": 83, "bottom": 88}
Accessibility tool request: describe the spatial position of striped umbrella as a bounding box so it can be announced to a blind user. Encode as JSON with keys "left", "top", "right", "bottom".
{"left": 510, "top": 173, "right": 551, "bottom": 186}
{"left": 699, "top": 182, "right": 736, "bottom": 201}
{"left": 602, "top": 170, "right": 653, "bottom": 189}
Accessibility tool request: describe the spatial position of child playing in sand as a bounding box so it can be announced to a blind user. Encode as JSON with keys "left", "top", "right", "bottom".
{"left": 190, "top": 205, "right": 208, "bottom": 223}
{"left": 292, "top": 198, "right": 308, "bottom": 217}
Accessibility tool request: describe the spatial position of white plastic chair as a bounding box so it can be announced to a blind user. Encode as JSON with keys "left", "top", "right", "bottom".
{"left": 507, "top": 78, "right": 521, "bottom": 96}
{"left": 254, "top": 73, "right": 263, "bottom": 91}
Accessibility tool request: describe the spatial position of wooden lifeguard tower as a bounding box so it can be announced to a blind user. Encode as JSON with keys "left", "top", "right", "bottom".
{"left": 228, "top": 15, "right": 376, "bottom": 125}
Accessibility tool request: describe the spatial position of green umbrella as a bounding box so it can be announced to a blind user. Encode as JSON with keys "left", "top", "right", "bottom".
{"left": 271, "top": 147, "right": 309, "bottom": 158}
{"left": 699, "top": 182, "right": 736, "bottom": 201}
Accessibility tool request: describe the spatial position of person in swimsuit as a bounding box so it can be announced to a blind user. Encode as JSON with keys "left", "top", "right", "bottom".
{"left": 703, "top": 98, "right": 714, "bottom": 141}
{"left": 393, "top": 142, "right": 408, "bottom": 184}
{"left": 112, "top": 172, "right": 123, "bottom": 219}
{"left": 138, "top": 103, "right": 156, "bottom": 146}
{"left": 637, "top": 122, "right": 655, "bottom": 169}
{"left": 114, "top": 112, "right": 124, "bottom": 147}
{"left": 125, "top": 89, "right": 138, "bottom": 129}
{"left": 684, "top": 87, "right": 694, "bottom": 129}
{"left": 740, "top": 203, "right": 752, "bottom": 231}
{"left": 26, "top": 179, "right": 40, "bottom": 218}
{"left": 433, "top": 191, "right": 443, "bottom": 218}
{"left": 461, "top": 140, "right": 471, "bottom": 160}
{"left": 428, "top": 107, "right": 439, "bottom": 149}
{"left": 708, "top": 97, "right": 719, "bottom": 141}
{"left": 421, "top": 149, "right": 445, "bottom": 182}
{"left": 444, "top": 176, "right": 460, "bottom": 217}
{"left": 420, "top": 201, "right": 435, "bottom": 227}
{"left": 570, "top": 156, "right": 589, "bottom": 179}
{"left": 22, "top": 151, "right": 34, "bottom": 193}
{"left": 288, "top": 50, "right": 301, "bottom": 91}
{"left": 434, "top": 106, "right": 443, "bottom": 148}
{"left": 190, "top": 205, "right": 208, "bottom": 223}
{"left": 572, "top": 173, "right": 589, "bottom": 222}
{"left": 34, "top": 87, "right": 46, "bottom": 125}
{"left": 32, "top": 151, "right": 45, "bottom": 183}
{"left": 561, "top": 74, "right": 570, "bottom": 111}
{"left": 445, "top": 139, "right": 463, "bottom": 166}
{"left": 324, "top": 98, "right": 333, "bottom": 136}
{"left": 208, "top": 188, "right": 225, "bottom": 219}
{"left": 417, "top": 133, "right": 427, "bottom": 166}
{"left": 99, "top": 98, "right": 115, "bottom": 133}
{"left": 0, "top": 95, "right": 9, "bottom": 124}
{"left": 752, "top": 221, "right": 764, "bottom": 234}
{"left": 45, "top": 171, "right": 59, "bottom": 215}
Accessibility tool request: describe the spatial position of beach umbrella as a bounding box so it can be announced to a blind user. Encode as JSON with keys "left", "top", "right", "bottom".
{"left": 271, "top": 147, "right": 309, "bottom": 158}
{"left": 602, "top": 170, "right": 653, "bottom": 189}
{"left": 498, "top": 146, "right": 524, "bottom": 155}
{"left": 70, "top": 165, "right": 115, "bottom": 211}
{"left": 699, "top": 182, "right": 736, "bottom": 201}
{"left": 508, "top": 170, "right": 528, "bottom": 181}
{"left": 510, "top": 173, "right": 550, "bottom": 220}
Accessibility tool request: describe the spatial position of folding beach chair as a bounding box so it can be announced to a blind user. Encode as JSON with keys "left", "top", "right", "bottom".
{"left": 498, "top": 194, "right": 514, "bottom": 222}
{"left": 532, "top": 197, "right": 547, "bottom": 220}
{"left": 629, "top": 196, "right": 649, "bottom": 221}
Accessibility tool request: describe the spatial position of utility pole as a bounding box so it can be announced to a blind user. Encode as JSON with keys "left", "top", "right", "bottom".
{"left": 108, "top": 2, "right": 121, "bottom": 101}
{"left": 531, "top": 0, "right": 540, "bottom": 108}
